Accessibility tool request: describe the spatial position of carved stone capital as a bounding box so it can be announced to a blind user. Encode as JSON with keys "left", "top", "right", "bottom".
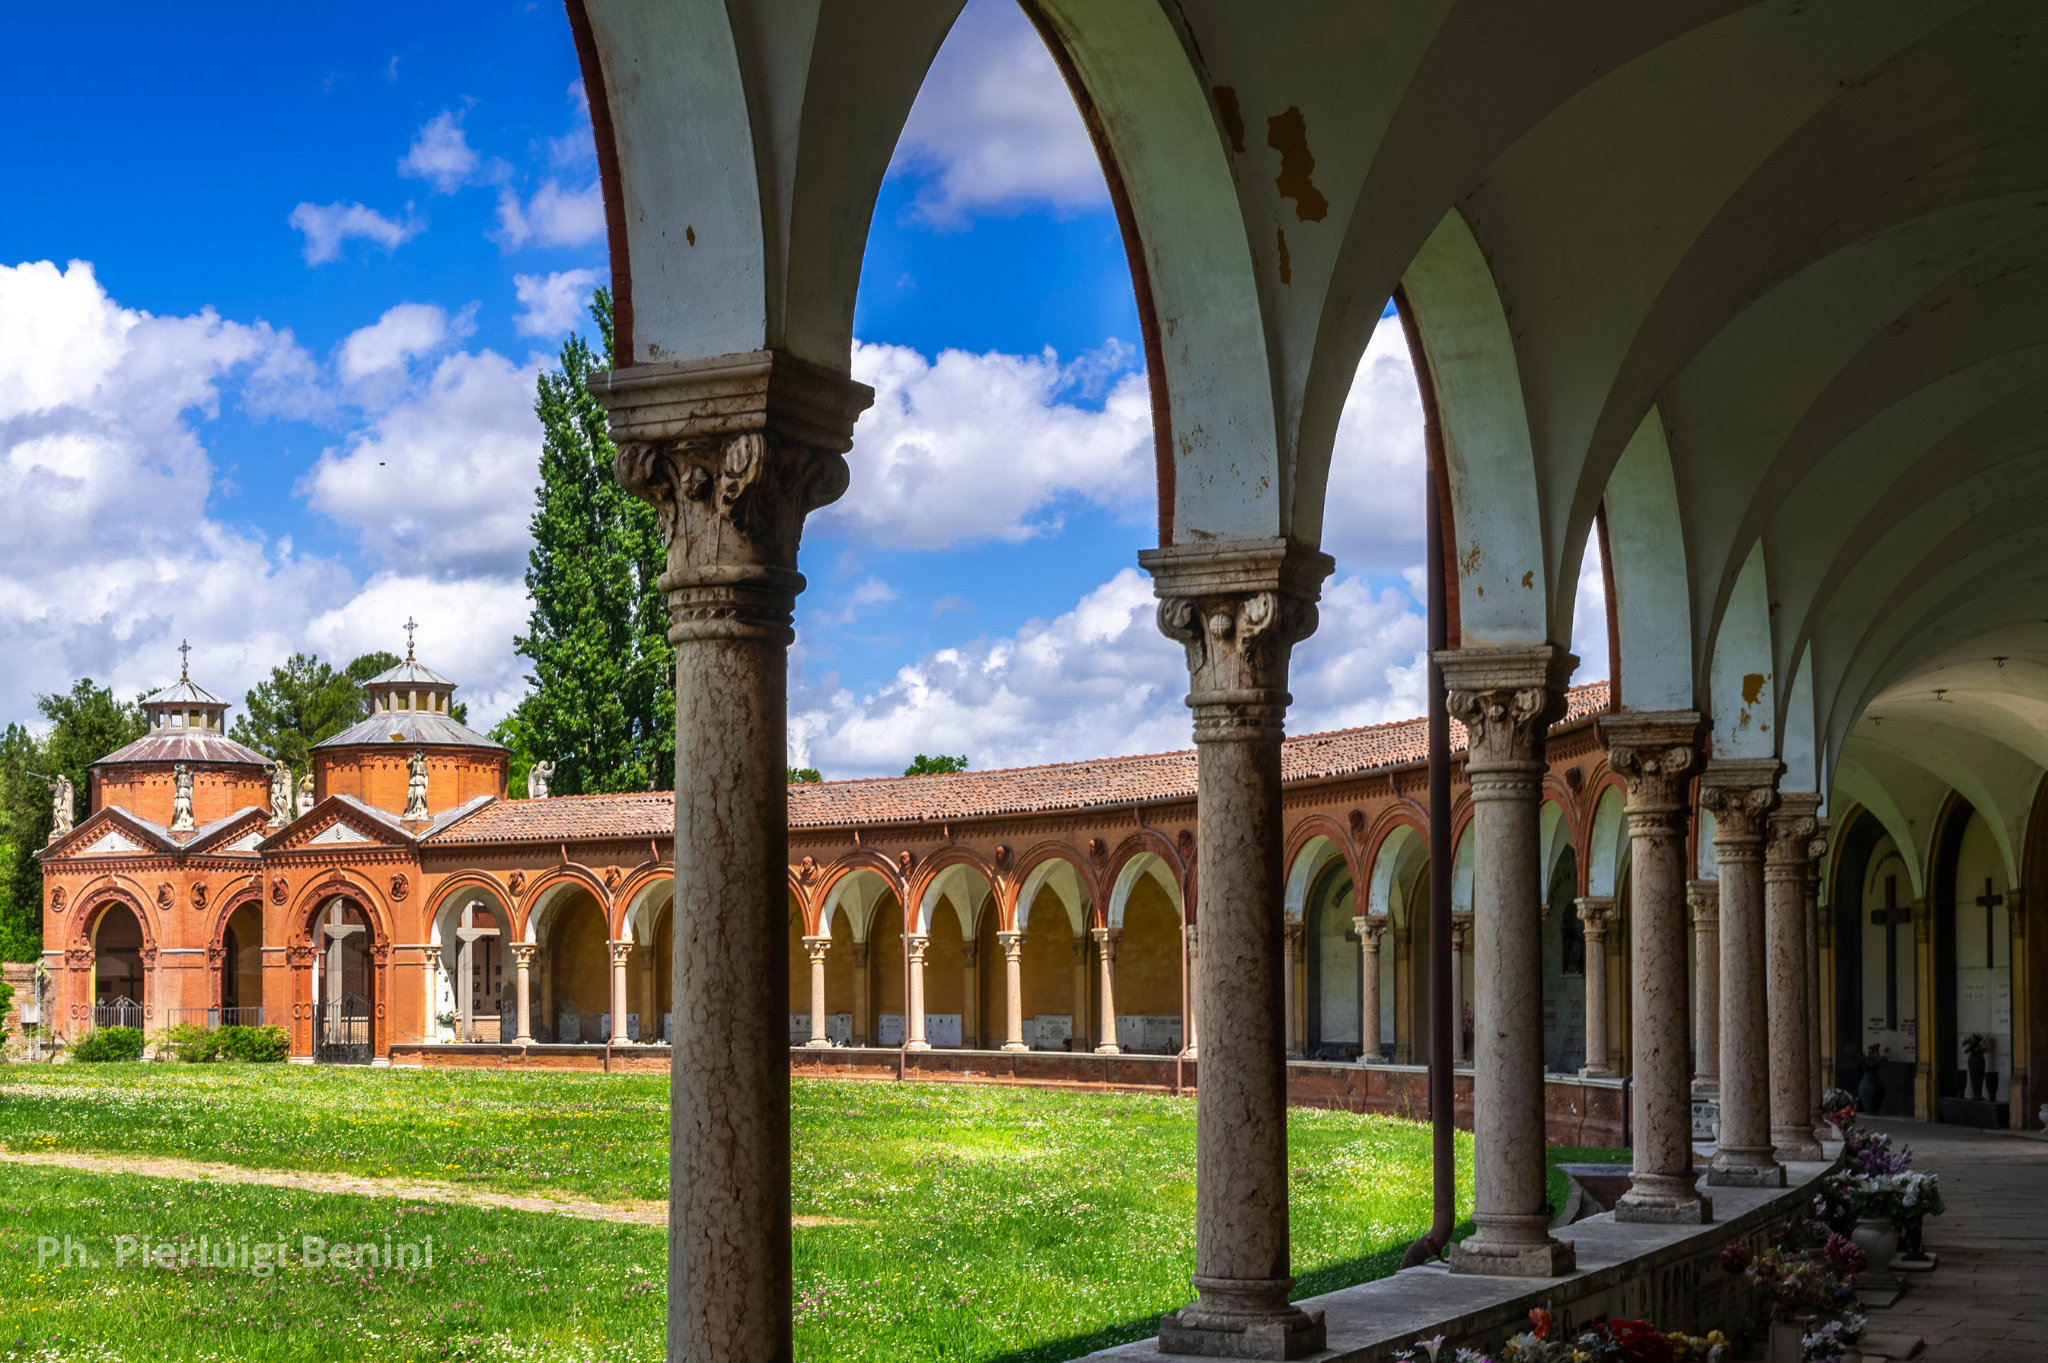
{"left": 1437, "top": 645, "right": 1577, "bottom": 777}
{"left": 1352, "top": 915, "right": 1386, "bottom": 950}
{"left": 1139, "top": 538, "right": 1334, "bottom": 744}
{"left": 1805, "top": 816, "right": 1831, "bottom": 872}
{"left": 1576, "top": 895, "right": 1616, "bottom": 935}
{"left": 592, "top": 351, "right": 874, "bottom": 645}
{"left": 907, "top": 935, "right": 930, "bottom": 965}
{"left": 1765, "top": 791, "right": 1824, "bottom": 870}
{"left": 509, "top": 943, "right": 535, "bottom": 968}
{"left": 1698, "top": 757, "right": 1784, "bottom": 843}
{"left": 996, "top": 930, "right": 1024, "bottom": 963}
{"left": 1686, "top": 879, "right": 1720, "bottom": 926}
{"left": 802, "top": 934, "right": 831, "bottom": 963}
{"left": 1599, "top": 710, "right": 1702, "bottom": 823}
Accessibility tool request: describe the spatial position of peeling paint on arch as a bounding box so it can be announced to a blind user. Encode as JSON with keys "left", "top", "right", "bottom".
{"left": 1265, "top": 106, "right": 1328, "bottom": 222}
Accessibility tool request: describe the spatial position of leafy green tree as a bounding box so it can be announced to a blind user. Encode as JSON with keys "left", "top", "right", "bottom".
{"left": 503, "top": 289, "right": 674, "bottom": 795}
{"left": 0, "top": 681, "right": 147, "bottom": 960}
{"left": 787, "top": 766, "right": 823, "bottom": 784}
{"left": 904, "top": 754, "right": 969, "bottom": 776}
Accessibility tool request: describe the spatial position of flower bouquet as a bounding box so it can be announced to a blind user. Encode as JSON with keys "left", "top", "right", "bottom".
{"left": 1851, "top": 1044, "right": 1888, "bottom": 1073}
{"left": 1801, "top": 1312, "right": 1868, "bottom": 1362}
{"left": 1392, "top": 1310, "right": 1728, "bottom": 1363}
{"left": 1819, "top": 1087, "right": 1859, "bottom": 1139}
{"left": 1719, "top": 1243, "right": 1860, "bottom": 1320}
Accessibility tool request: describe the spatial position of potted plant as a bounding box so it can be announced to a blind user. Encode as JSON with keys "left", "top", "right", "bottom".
{"left": 1852, "top": 1044, "right": 1889, "bottom": 1113}
{"left": 1720, "top": 1242, "right": 1861, "bottom": 1363}
{"left": 1961, "top": 1032, "right": 1990, "bottom": 1100}
{"left": 1891, "top": 1170, "right": 1944, "bottom": 1263}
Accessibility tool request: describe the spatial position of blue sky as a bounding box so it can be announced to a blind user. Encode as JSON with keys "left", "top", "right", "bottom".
{"left": 0, "top": 0, "right": 1605, "bottom": 776}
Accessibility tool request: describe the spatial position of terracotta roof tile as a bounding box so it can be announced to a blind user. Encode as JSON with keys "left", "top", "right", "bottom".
{"left": 418, "top": 682, "right": 1609, "bottom": 842}
{"left": 94, "top": 732, "right": 273, "bottom": 768}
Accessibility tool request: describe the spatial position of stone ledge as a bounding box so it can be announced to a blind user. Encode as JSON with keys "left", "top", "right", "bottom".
{"left": 1080, "top": 1155, "right": 1838, "bottom": 1362}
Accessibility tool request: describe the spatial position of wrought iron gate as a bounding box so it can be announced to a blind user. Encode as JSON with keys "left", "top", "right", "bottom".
{"left": 316, "top": 993, "right": 371, "bottom": 1064}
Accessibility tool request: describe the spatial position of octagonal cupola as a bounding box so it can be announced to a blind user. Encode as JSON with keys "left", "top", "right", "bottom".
{"left": 142, "top": 643, "right": 229, "bottom": 734}
{"left": 92, "top": 642, "right": 273, "bottom": 827}
{"left": 364, "top": 627, "right": 459, "bottom": 717}
{"left": 310, "top": 625, "right": 507, "bottom": 818}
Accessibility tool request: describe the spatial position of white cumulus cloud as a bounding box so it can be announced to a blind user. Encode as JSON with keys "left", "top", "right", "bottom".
{"left": 891, "top": 0, "right": 1106, "bottom": 227}
{"left": 337, "top": 301, "right": 475, "bottom": 382}
{"left": 301, "top": 347, "right": 547, "bottom": 579}
{"left": 288, "top": 201, "right": 424, "bottom": 265}
{"left": 512, "top": 269, "right": 602, "bottom": 338}
{"left": 826, "top": 339, "right": 1151, "bottom": 549}
{"left": 399, "top": 109, "right": 501, "bottom": 193}
{"left": 494, "top": 181, "right": 604, "bottom": 250}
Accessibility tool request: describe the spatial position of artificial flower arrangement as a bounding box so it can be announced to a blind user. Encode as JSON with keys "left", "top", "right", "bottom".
{"left": 1717, "top": 1242, "right": 1862, "bottom": 1321}
{"left": 1961, "top": 1032, "right": 1992, "bottom": 1056}
{"left": 1392, "top": 1308, "right": 1730, "bottom": 1363}
{"left": 1813, "top": 1123, "right": 1943, "bottom": 1241}
{"left": 1819, "top": 1088, "right": 1859, "bottom": 1132}
{"left": 1850, "top": 1043, "right": 1888, "bottom": 1073}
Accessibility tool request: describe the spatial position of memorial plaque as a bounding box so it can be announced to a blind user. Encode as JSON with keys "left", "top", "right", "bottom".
{"left": 1032, "top": 1014, "right": 1073, "bottom": 1050}
{"left": 877, "top": 1013, "right": 905, "bottom": 1047}
{"left": 557, "top": 1011, "right": 582, "bottom": 1044}
{"left": 925, "top": 1014, "right": 962, "bottom": 1047}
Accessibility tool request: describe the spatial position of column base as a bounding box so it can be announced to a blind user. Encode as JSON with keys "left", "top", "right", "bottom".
{"left": 1158, "top": 1278, "right": 1325, "bottom": 1360}
{"left": 1771, "top": 1128, "right": 1824, "bottom": 1161}
{"left": 1615, "top": 1176, "right": 1712, "bottom": 1224}
{"left": 1706, "top": 1149, "right": 1785, "bottom": 1187}
{"left": 1001, "top": 1042, "right": 1030, "bottom": 1053}
{"left": 1095, "top": 1043, "right": 1121, "bottom": 1055}
{"left": 803, "top": 1038, "right": 832, "bottom": 1049}
{"left": 514, "top": 1035, "right": 535, "bottom": 1047}
{"left": 1691, "top": 1078, "right": 1720, "bottom": 1095}
{"left": 1579, "top": 1065, "right": 1617, "bottom": 1079}
{"left": 1447, "top": 1234, "right": 1576, "bottom": 1278}
{"left": 905, "top": 1041, "right": 931, "bottom": 1052}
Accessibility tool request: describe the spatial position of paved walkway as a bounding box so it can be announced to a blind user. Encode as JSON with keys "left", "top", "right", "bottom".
{"left": 1861, "top": 1118, "right": 2048, "bottom": 1362}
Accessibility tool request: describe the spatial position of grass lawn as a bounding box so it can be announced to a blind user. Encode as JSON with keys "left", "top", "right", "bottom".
{"left": 0, "top": 1066, "right": 1619, "bottom": 1362}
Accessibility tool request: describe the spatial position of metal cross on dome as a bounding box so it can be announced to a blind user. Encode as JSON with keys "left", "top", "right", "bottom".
{"left": 404, "top": 616, "right": 418, "bottom": 660}
{"left": 178, "top": 638, "right": 191, "bottom": 678}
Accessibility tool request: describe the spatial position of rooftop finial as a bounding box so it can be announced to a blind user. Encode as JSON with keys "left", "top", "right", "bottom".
{"left": 404, "top": 615, "right": 418, "bottom": 662}
{"left": 178, "top": 638, "right": 191, "bottom": 679}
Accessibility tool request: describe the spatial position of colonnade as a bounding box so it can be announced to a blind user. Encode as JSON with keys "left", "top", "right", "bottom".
{"left": 592, "top": 363, "right": 1839, "bottom": 1359}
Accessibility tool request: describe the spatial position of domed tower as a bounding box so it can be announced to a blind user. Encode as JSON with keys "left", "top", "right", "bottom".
{"left": 91, "top": 646, "right": 274, "bottom": 828}
{"left": 310, "top": 638, "right": 507, "bottom": 820}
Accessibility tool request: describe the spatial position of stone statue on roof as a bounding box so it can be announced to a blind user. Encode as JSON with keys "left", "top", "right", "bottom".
{"left": 31, "top": 773, "right": 74, "bottom": 843}
{"left": 171, "top": 764, "right": 195, "bottom": 832}
{"left": 268, "top": 762, "right": 292, "bottom": 827}
{"left": 404, "top": 749, "right": 430, "bottom": 821}
{"left": 296, "top": 771, "right": 315, "bottom": 819}
{"left": 528, "top": 760, "right": 555, "bottom": 800}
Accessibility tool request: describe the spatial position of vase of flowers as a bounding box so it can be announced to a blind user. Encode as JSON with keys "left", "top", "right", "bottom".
{"left": 1820, "top": 1087, "right": 1859, "bottom": 1140}
{"left": 1848, "top": 1218, "right": 1897, "bottom": 1281}
{"left": 1963, "top": 1033, "right": 1990, "bottom": 1099}
{"left": 1852, "top": 1044, "right": 1888, "bottom": 1113}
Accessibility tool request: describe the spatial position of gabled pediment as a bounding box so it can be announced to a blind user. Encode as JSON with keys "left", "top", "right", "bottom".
{"left": 309, "top": 821, "right": 373, "bottom": 844}
{"left": 264, "top": 795, "right": 413, "bottom": 852}
{"left": 74, "top": 827, "right": 145, "bottom": 856}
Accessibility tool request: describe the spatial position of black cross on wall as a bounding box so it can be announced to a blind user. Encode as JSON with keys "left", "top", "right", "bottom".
{"left": 1975, "top": 877, "right": 2004, "bottom": 968}
{"left": 1870, "top": 874, "right": 1912, "bottom": 1031}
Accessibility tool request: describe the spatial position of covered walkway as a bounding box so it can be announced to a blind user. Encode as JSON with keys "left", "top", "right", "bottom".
{"left": 1860, "top": 1118, "right": 2048, "bottom": 1362}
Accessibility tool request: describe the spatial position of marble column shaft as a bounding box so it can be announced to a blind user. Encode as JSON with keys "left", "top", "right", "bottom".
{"left": 961, "top": 941, "right": 979, "bottom": 1050}
{"left": 511, "top": 943, "right": 535, "bottom": 1046}
{"left": 906, "top": 935, "right": 930, "bottom": 1051}
{"left": 998, "top": 931, "right": 1027, "bottom": 1051}
{"left": 1354, "top": 917, "right": 1384, "bottom": 1062}
{"left": 1450, "top": 915, "right": 1470, "bottom": 1066}
{"left": 1804, "top": 824, "right": 1828, "bottom": 1128}
{"left": 598, "top": 348, "right": 871, "bottom": 1363}
{"left": 802, "top": 936, "right": 831, "bottom": 1047}
{"left": 1687, "top": 881, "right": 1720, "bottom": 1094}
{"left": 1700, "top": 758, "right": 1785, "bottom": 1188}
{"left": 1766, "top": 793, "right": 1824, "bottom": 1160}
{"left": 422, "top": 944, "right": 444, "bottom": 1038}
{"left": 1070, "top": 936, "right": 1091, "bottom": 1050}
{"left": 1576, "top": 898, "right": 1617, "bottom": 1079}
{"left": 608, "top": 941, "right": 633, "bottom": 1044}
{"left": 1184, "top": 924, "right": 1200, "bottom": 1059}
{"left": 1601, "top": 712, "right": 1711, "bottom": 1224}
{"left": 851, "top": 943, "right": 870, "bottom": 1047}
{"left": 1441, "top": 644, "right": 1579, "bottom": 1278}
{"left": 1093, "top": 927, "right": 1121, "bottom": 1054}
{"left": 1142, "top": 538, "right": 1330, "bottom": 1358}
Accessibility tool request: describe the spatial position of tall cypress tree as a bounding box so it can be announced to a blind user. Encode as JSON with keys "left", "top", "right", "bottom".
{"left": 501, "top": 290, "right": 674, "bottom": 795}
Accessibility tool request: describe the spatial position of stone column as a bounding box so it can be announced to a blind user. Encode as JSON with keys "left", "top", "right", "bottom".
{"left": 802, "top": 936, "right": 831, "bottom": 1047}
{"left": 1354, "top": 916, "right": 1385, "bottom": 1062}
{"left": 1440, "top": 644, "right": 1579, "bottom": 1279}
{"left": 1282, "top": 922, "right": 1303, "bottom": 1058}
{"left": 851, "top": 943, "right": 870, "bottom": 1047}
{"left": 1602, "top": 712, "right": 1712, "bottom": 1224}
{"left": 1700, "top": 758, "right": 1785, "bottom": 1187}
{"left": 1805, "top": 822, "right": 1829, "bottom": 1130}
{"left": 511, "top": 944, "right": 535, "bottom": 1046}
{"left": 1093, "top": 927, "right": 1121, "bottom": 1054}
{"left": 1070, "top": 935, "right": 1091, "bottom": 1050}
{"left": 422, "top": 944, "right": 444, "bottom": 1040}
{"left": 1767, "top": 792, "right": 1824, "bottom": 1160}
{"left": 1576, "top": 898, "right": 1617, "bottom": 1078}
{"left": 608, "top": 941, "right": 633, "bottom": 1044}
{"left": 998, "top": 931, "right": 1027, "bottom": 1051}
{"left": 1450, "top": 914, "right": 1471, "bottom": 1066}
{"left": 597, "top": 349, "right": 871, "bottom": 1363}
{"left": 1688, "top": 881, "right": 1720, "bottom": 1094}
{"left": 1184, "top": 923, "right": 1200, "bottom": 1058}
{"left": 905, "top": 935, "right": 930, "bottom": 1051}
{"left": 960, "top": 940, "right": 979, "bottom": 1049}
{"left": 1141, "top": 538, "right": 1331, "bottom": 1357}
